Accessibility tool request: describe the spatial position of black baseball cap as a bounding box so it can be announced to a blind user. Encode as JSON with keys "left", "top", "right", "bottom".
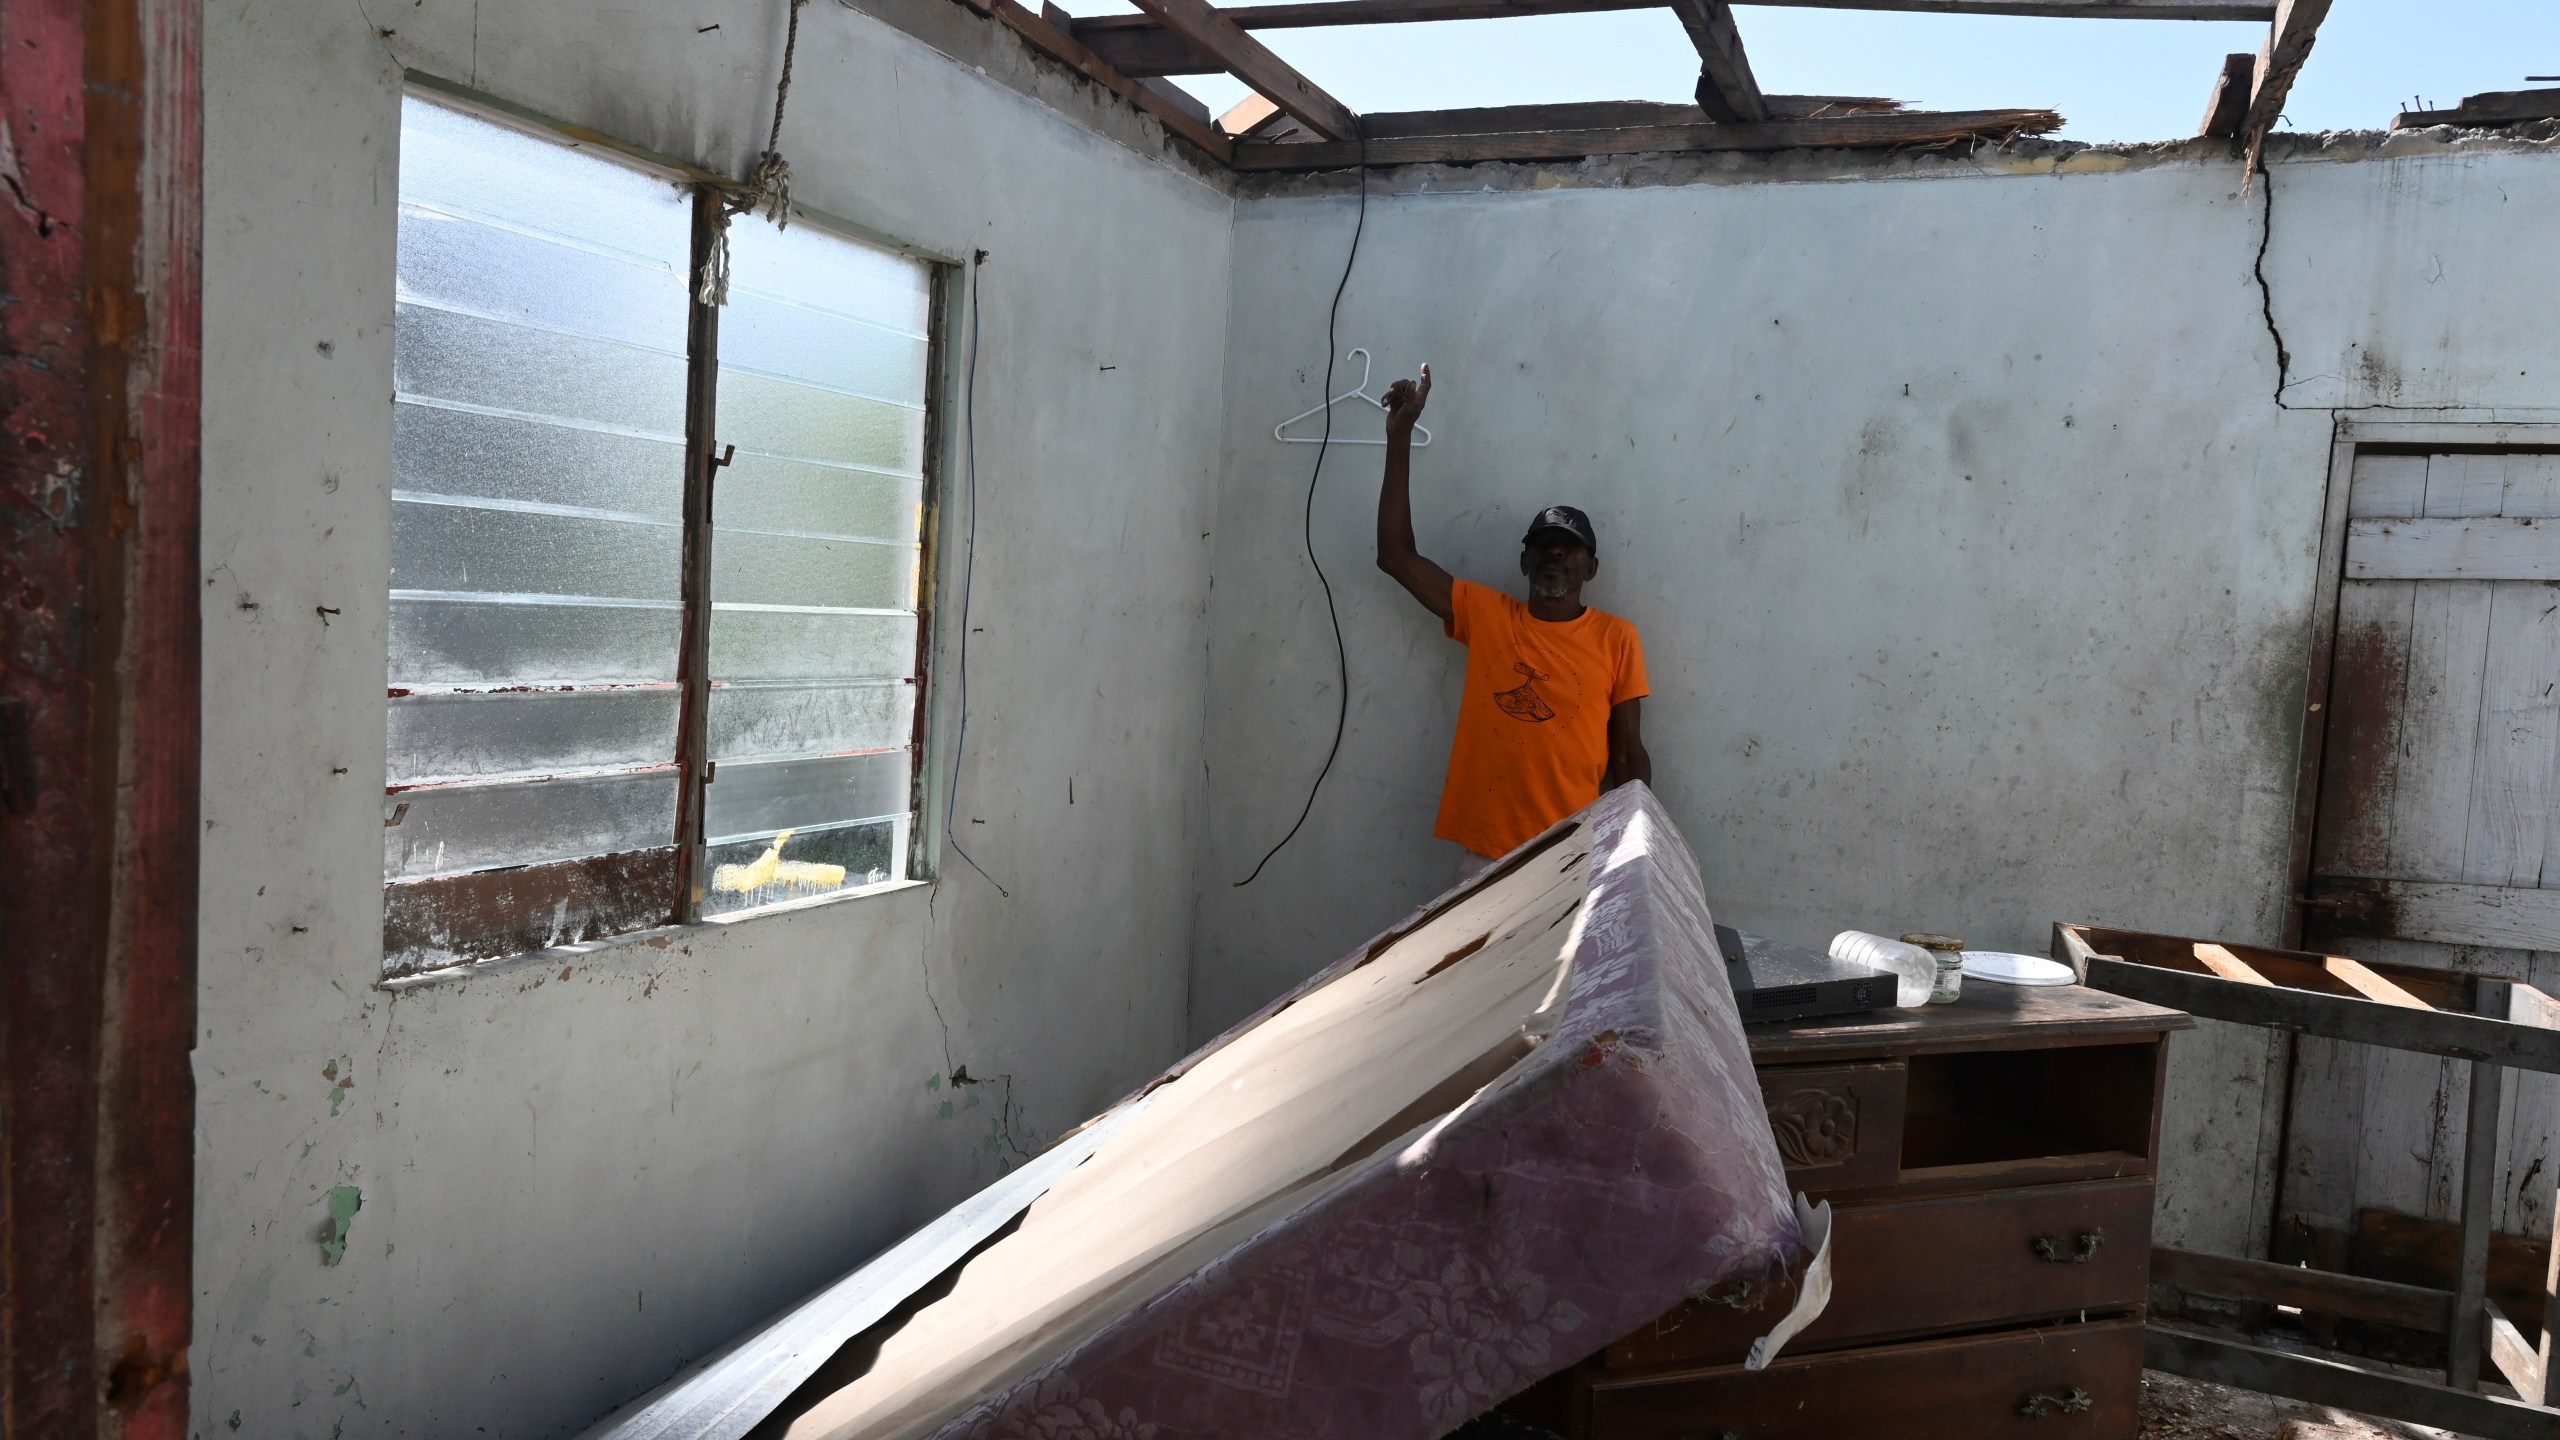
{"left": 1521, "top": 505, "right": 1598, "bottom": 554}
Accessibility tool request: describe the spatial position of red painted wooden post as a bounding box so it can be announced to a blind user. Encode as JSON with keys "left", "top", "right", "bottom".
{"left": 0, "top": 0, "right": 201, "bottom": 1435}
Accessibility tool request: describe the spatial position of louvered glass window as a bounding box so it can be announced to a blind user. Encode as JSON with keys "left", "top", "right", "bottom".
{"left": 701, "top": 218, "right": 931, "bottom": 917}
{"left": 383, "top": 94, "right": 938, "bottom": 975}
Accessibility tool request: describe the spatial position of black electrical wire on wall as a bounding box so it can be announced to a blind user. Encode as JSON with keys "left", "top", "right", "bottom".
{"left": 1234, "top": 122, "right": 1370, "bottom": 889}
{"left": 946, "top": 253, "right": 1009, "bottom": 897}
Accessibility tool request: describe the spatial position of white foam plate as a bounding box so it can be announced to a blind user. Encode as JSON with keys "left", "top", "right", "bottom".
{"left": 1962, "top": 951, "right": 2076, "bottom": 987}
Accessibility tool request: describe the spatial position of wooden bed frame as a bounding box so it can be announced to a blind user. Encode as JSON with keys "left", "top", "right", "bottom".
{"left": 2059, "top": 922, "right": 2560, "bottom": 1440}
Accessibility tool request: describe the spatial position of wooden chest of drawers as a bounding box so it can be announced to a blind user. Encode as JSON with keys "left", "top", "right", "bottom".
{"left": 1504, "top": 984, "right": 2193, "bottom": 1439}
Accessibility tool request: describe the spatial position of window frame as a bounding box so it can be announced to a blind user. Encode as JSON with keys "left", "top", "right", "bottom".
{"left": 383, "top": 82, "right": 954, "bottom": 978}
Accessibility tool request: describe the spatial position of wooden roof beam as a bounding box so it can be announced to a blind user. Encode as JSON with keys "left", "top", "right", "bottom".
{"left": 1074, "top": 0, "right": 2271, "bottom": 39}
{"left": 2240, "top": 0, "right": 2334, "bottom": 168}
{"left": 1073, "top": 0, "right": 2274, "bottom": 77}
{"left": 2198, "top": 50, "right": 2254, "bottom": 137}
{"left": 957, "top": 0, "right": 1236, "bottom": 160}
{"left": 1231, "top": 105, "right": 2062, "bottom": 169}
{"left": 1732, "top": 0, "right": 2268, "bottom": 12}
{"left": 1668, "top": 0, "right": 1766, "bottom": 122}
{"left": 1123, "top": 0, "right": 1362, "bottom": 139}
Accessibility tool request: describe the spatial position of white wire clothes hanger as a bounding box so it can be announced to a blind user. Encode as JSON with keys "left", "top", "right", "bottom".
{"left": 1272, "top": 348, "right": 1432, "bottom": 447}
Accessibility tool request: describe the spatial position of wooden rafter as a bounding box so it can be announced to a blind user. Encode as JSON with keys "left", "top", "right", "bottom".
{"left": 1667, "top": 0, "right": 1766, "bottom": 123}
{"left": 1740, "top": 0, "right": 2268, "bottom": 12}
{"left": 1075, "top": 0, "right": 2267, "bottom": 30}
{"left": 1354, "top": 96, "right": 1902, "bottom": 136}
{"left": 1230, "top": 106, "right": 2061, "bottom": 169}
{"left": 1218, "top": 94, "right": 1294, "bottom": 138}
{"left": 953, "top": 0, "right": 1237, "bottom": 160}
{"left": 2240, "top": 0, "right": 2334, "bottom": 167}
{"left": 2197, "top": 51, "right": 2253, "bottom": 138}
{"left": 1075, "top": 0, "right": 2273, "bottom": 77}
{"left": 1123, "top": 0, "right": 1362, "bottom": 139}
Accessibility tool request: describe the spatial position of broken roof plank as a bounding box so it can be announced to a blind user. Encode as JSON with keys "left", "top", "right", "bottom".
{"left": 1076, "top": 0, "right": 2271, "bottom": 77}
{"left": 2241, "top": 0, "right": 2334, "bottom": 166}
{"left": 1217, "top": 93, "right": 1294, "bottom": 138}
{"left": 1742, "top": 0, "right": 2270, "bottom": 12}
{"left": 958, "top": 0, "right": 1237, "bottom": 159}
{"left": 1232, "top": 106, "right": 2061, "bottom": 168}
{"left": 1668, "top": 0, "right": 1769, "bottom": 123}
{"left": 2198, "top": 51, "right": 2254, "bottom": 138}
{"left": 1075, "top": 0, "right": 2272, "bottom": 47}
{"left": 2393, "top": 88, "right": 2560, "bottom": 131}
{"left": 1348, "top": 95, "right": 1901, "bottom": 137}
{"left": 1122, "top": 0, "right": 1363, "bottom": 139}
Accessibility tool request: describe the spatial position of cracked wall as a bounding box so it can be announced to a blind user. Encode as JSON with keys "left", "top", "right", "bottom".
{"left": 1193, "top": 133, "right": 2560, "bottom": 1262}
{"left": 195, "top": 1, "right": 1231, "bottom": 1435}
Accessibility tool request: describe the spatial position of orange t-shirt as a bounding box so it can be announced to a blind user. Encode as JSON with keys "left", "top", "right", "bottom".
{"left": 1435, "top": 578, "right": 1650, "bottom": 858}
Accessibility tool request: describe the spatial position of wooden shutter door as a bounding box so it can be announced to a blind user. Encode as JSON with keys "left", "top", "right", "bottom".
{"left": 2283, "top": 447, "right": 2560, "bottom": 1272}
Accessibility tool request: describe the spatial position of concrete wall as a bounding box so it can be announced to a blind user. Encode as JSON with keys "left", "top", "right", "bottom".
{"left": 1193, "top": 136, "right": 2560, "bottom": 1257}
{"left": 195, "top": 2, "right": 1232, "bottom": 1435}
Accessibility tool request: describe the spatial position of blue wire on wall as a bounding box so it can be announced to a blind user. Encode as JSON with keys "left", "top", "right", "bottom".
{"left": 946, "top": 252, "right": 1009, "bottom": 897}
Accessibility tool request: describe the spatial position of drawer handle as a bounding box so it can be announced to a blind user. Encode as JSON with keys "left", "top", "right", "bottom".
{"left": 2032, "top": 1228, "right": 2105, "bottom": 1264}
{"left": 2018, "top": 1387, "right": 2093, "bottom": 1419}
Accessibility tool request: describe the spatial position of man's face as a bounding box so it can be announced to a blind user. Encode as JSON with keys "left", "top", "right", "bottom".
{"left": 1520, "top": 530, "right": 1597, "bottom": 600}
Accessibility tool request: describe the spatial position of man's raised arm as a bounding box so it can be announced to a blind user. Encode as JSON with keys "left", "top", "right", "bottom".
{"left": 1376, "top": 366, "right": 1455, "bottom": 623}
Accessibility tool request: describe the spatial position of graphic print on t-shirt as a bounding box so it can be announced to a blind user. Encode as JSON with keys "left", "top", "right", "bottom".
{"left": 1493, "top": 661, "right": 1557, "bottom": 723}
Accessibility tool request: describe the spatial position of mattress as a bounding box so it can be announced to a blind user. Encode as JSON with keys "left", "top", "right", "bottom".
{"left": 591, "top": 782, "right": 1806, "bottom": 1440}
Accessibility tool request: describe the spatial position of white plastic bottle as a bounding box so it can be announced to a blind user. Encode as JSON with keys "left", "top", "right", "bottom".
{"left": 1829, "top": 930, "right": 1936, "bottom": 1008}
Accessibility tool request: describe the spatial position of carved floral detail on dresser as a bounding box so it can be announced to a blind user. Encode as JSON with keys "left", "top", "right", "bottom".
{"left": 1767, "top": 1088, "right": 1858, "bottom": 1168}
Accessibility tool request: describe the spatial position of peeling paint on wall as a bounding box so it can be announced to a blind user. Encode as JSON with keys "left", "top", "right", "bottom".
{"left": 318, "top": 1186, "right": 361, "bottom": 1266}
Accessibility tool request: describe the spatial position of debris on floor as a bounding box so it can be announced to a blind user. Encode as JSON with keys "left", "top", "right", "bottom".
{"left": 2138, "top": 1369, "right": 2467, "bottom": 1440}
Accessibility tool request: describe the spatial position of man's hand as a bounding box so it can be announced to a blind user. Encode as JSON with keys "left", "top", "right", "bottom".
{"left": 1384, "top": 364, "right": 1431, "bottom": 436}
{"left": 1375, "top": 363, "right": 1453, "bottom": 623}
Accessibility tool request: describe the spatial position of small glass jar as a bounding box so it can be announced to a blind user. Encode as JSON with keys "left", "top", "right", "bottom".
{"left": 1902, "top": 933, "right": 1966, "bottom": 1004}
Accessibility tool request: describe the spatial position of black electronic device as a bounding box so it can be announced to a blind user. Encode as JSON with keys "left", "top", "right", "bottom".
{"left": 1716, "top": 923, "right": 1891, "bottom": 1024}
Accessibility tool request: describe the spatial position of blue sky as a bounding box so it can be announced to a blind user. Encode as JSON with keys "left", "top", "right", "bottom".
{"left": 1048, "top": 0, "right": 2560, "bottom": 144}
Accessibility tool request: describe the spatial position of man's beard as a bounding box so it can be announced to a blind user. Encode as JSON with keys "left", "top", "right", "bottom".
{"left": 1529, "top": 571, "right": 1573, "bottom": 600}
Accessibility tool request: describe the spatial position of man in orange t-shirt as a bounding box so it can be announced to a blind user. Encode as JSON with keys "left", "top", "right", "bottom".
{"left": 1373, "top": 366, "right": 1653, "bottom": 879}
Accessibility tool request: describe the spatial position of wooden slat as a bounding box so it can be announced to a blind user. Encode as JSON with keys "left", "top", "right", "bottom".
{"left": 2195, "top": 943, "right": 2276, "bottom": 986}
{"left": 2052, "top": 920, "right": 2103, "bottom": 981}
{"left": 2242, "top": 0, "right": 2336, "bottom": 165}
{"left": 2310, "top": 579, "right": 2416, "bottom": 878}
{"left": 2429, "top": 452, "right": 2515, "bottom": 518}
{"left": 2396, "top": 88, "right": 2560, "bottom": 132}
{"left": 1666, "top": 0, "right": 1767, "bottom": 123}
{"left": 1071, "top": 0, "right": 2265, "bottom": 32}
{"left": 1073, "top": 0, "right": 2267, "bottom": 71}
{"left": 2512, "top": 982, "right": 2560, "bottom": 1032}
{"left": 2393, "top": 581, "right": 2498, "bottom": 880}
{"left": 2349, "top": 452, "right": 2430, "bottom": 518}
{"left": 2150, "top": 1246, "right": 2454, "bottom": 1331}
{"left": 958, "top": 0, "right": 1238, "bottom": 160}
{"left": 1123, "top": 0, "right": 1359, "bottom": 139}
{"left": 2324, "top": 955, "right": 2432, "bottom": 1009}
{"left": 2467, "top": 583, "right": 2560, "bottom": 895}
{"left": 2314, "top": 879, "right": 2560, "bottom": 954}
{"left": 1744, "top": 0, "right": 2269, "bottom": 10}
{"left": 2488, "top": 1298, "right": 2545, "bottom": 1400}
{"left": 2146, "top": 1323, "right": 2560, "bottom": 1440}
{"left": 2453, "top": 1057, "right": 2507, "bottom": 1388}
{"left": 2082, "top": 956, "right": 2560, "bottom": 1076}
{"left": 2541, "top": 1179, "right": 2560, "bottom": 1405}
{"left": 2508, "top": 455, "right": 2560, "bottom": 519}
{"left": 1217, "top": 93, "right": 1290, "bottom": 138}
{"left": 1352, "top": 96, "right": 1900, "bottom": 135}
{"left": 1231, "top": 108, "right": 2063, "bottom": 168}
{"left": 2347, "top": 518, "right": 2560, "bottom": 581}
{"left": 2199, "top": 51, "right": 2254, "bottom": 138}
